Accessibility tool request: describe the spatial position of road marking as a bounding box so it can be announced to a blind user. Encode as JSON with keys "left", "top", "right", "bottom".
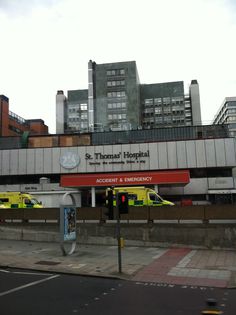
{"left": 176, "top": 250, "right": 197, "bottom": 268}
{"left": 0, "top": 274, "right": 59, "bottom": 297}
{"left": 0, "top": 269, "right": 10, "bottom": 273}
{"left": 12, "top": 271, "right": 55, "bottom": 276}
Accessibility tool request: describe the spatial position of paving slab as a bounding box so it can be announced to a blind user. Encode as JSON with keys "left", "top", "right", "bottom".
{"left": 0, "top": 240, "right": 236, "bottom": 288}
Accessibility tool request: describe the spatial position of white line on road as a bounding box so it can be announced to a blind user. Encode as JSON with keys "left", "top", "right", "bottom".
{"left": 0, "top": 274, "right": 60, "bottom": 297}
{"left": 12, "top": 271, "right": 55, "bottom": 276}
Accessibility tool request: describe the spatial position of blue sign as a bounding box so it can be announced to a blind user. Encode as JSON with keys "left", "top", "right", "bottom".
{"left": 62, "top": 206, "right": 76, "bottom": 241}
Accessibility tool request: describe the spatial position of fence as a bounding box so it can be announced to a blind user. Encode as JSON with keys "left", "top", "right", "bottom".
{"left": 0, "top": 204, "right": 235, "bottom": 223}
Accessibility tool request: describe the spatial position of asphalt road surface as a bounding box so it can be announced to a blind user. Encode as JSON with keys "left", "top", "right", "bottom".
{"left": 0, "top": 268, "right": 235, "bottom": 315}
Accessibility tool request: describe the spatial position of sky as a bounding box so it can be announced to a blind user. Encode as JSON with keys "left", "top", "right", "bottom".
{"left": 0, "top": 0, "right": 235, "bottom": 133}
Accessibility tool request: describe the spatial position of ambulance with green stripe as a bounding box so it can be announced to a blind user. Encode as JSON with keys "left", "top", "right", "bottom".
{"left": 0, "top": 192, "right": 43, "bottom": 208}
{"left": 107, "top": 186, "right": 174, "bottom": 206}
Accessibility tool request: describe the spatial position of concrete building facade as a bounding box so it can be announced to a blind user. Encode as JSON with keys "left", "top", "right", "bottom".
{"left": 56, "top": 60, "right": 202, "bottom": 133}
{"left": 213, "top": 97, "right": 236, "bottom": 138}
{"left": 0, "top": 134, "right": 235, "bottom": 206}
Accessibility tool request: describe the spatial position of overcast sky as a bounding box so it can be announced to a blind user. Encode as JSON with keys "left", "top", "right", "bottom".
{"left": 0, "top": 0, "right": 235, "bottom": 133}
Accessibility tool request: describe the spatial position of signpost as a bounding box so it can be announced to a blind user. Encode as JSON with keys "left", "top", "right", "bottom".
{"left": 60, "top": 193, "right": 77, "bottom": 256}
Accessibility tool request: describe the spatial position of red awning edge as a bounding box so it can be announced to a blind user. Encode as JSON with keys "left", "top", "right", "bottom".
{"left": 61, "top": 170, "right": 190, "bottom": 187}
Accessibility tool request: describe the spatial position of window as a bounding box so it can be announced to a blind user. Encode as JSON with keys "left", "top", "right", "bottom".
{"left": 80, "top": 104, "right": 87, "bottom": 110}
{"left": 107, "top": 91, "right": 126, "bottom": 98}
{"left": 81, "top": 113, "right": 87, "bottom": 119}
{"left": 155, "top": 117, "right": 163, "bottom": 123}
{"left": 106, "top": 69, "right": 125, "bottom": 76}
{"left": 155, "top": 108, "right": 162, "bottom": 114}
{"left": 144, "top": 99, "right": 153, "bottom": 106}
{"left": 163, "top": 106, "right": 171, "bottom": 114}
{"left": 107, "top": 80, "right": 125, "bottom": 87}
{"left": 163, "top": 116, "right": 172, "bottom": 123}
{"left": 107, "top": 102, "right": 127, "bottom": 110}
{"left": 154, "top": 98, "right": 162, "bottom": 105}
{"left": 163, "top": 97, "right": 170, "bottom": 105}
{"left": 107, "top": 113, "right": 126, "bottom": 120}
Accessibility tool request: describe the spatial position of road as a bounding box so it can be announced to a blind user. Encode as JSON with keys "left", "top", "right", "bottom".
{"left": 0, "top": 268, "right": 235, "bottom": 315}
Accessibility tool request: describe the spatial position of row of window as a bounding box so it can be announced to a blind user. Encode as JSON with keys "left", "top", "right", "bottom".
{"left": 144, "top": 107, "right": 185, "bottom": 114}
{"left": 107, "top": 91, "right": 126, "bottom": 98}
{"left": 143, "top": 117, "right": 185, "bottom": 123}
{"left": 107, "top": 80, "right": 125, "bottom": 87}
{"left": 108, "top": 113, "right": 127, "bottom": 120}
{"left": 106, "top": 69, "right": 125, "bottom": 76}
{"left": 68, "top": 103, "right": 88, "bottom": 113}
{"left": 143, "top": 112, "right": 185, "bottom": 118}
{"left": 107, "top": 102, "right": 126, "bottom": 109}
{"left": 226, "top": 116, "right": 236, "bottom": 122}
{"left": 144, "top": 97, "right": 184, "bottom": 106}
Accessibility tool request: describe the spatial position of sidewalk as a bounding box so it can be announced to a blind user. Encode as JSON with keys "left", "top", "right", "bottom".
{"left": 0, "top": 239, "right": 236, "bottom": 288}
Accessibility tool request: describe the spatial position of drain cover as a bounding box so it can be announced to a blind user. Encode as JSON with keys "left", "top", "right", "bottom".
{"left": 35, "top": 261, "right": 61, "bottom": 266}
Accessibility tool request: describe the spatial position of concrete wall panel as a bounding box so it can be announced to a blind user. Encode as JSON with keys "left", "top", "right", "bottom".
{"left": 26, "top": 149, "right": 35, "bottom": 174}
{"left": 215, "top": 139, "right": 226, "bottom": 166}
{"left": 2, "top": 150, "right": 10, "bottom": 175}
{"left": 149, "top": 143, "right": 158, "bottom": 170}
{"left": 130, "top": 143, "right": 140, "bottom": 171}
{"left": 112, "top": 144, "right": 122, "bottom": 172}
{"left": 139, "top": 143, "right": 149, "bottom": 171}
{"left": 205, "top": 139, "right": 216, "bottom": 167}
{"left": 186, "top": 141, "right": 196, "bottom": 168}
{"left": 176, "top": 141, "right": 187, "bottom": 168}
{"left": 184, "top": 178, "right": 208, "bottom": 194}
{"left": 10, "top": 150, "right": 19, "bottom": 175}
{"left": 35, "top": 149, "right": 44, "bottom": 174}
{"left": 94, "top": 146, "right": 104, "bottom": 173}
{"left": 18, "top": 149, "right": 27, "bottom": 175}
{"left": 85, "top": 147, "right": 95, "bottom": 173}
{"left": 52, "top": 148, "right": 61, "bottom": 173}
{"left": 77, "top": 146, "right": 86, "bottom": 172}
{"left": 103, "top": 145, "right": 113, "bottom": 172}
{"left": 167, "top": 142, "right": 177, "bottom": 169}
{"left": 196, "top": 141, "right": 206, "bottom": 167}
{"left": 208, "top": 177, "right": 234, "bottom": 189}
{"left": 225, "top": 138, "right": 236, "bottom": 166}
{"left": 43, "top": 148, "right": 52, "bottom": 173}
{"left": 158, "top": 142, "right": 168, "bottom": 169}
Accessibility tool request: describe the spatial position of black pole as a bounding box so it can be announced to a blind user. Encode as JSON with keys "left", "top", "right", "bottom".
{"left": 116, "top": 192, "right": 122, "bottom": 273}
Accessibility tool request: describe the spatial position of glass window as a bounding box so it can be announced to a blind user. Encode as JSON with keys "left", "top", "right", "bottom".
{"left": 154, "top": 98, "right": 162, "bottom": 105}
{"left": 145, "top": 99, "right": 153, "bottom": 105}
{"left": 163, "top": 97, "right": 170, "bottom": 105}
{"left": 81, "top": 113, "right": 87, "bottom": 119}
{"left": 80, "top": 104, "right": 87, "bottom": 110}
{"left": 155, "top": 108, "right": 162, "bottom": 114}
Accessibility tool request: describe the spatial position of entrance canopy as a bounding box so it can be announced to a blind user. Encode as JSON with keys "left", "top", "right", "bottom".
{"left": 61, "top": 170, "right": 190, "bottom": 187}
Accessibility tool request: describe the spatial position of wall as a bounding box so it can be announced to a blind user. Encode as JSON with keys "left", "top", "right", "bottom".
{"left": 1, "top": 223, "right": 236, "bottom": 249}
{"left": 0, "top": 138, "right": 235, "bottom": 176}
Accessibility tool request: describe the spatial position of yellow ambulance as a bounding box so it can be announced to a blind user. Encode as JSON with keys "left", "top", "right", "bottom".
{"left": 106, "top": 186, "right": 174, "bottom": 206}
{"left": 0, "top": 192, "right": 43, "bottom": 208}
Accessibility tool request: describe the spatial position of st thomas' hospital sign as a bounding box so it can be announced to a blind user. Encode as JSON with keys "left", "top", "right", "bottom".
{"left": 85, "top": 150, "right": 150, "bottom": 166}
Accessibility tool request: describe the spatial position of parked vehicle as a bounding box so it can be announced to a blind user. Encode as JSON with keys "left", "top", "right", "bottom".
{"left": 0, "top": 192, "right": 43, "bottom": 208}
{"left": 106, "top": 186, "right": 174, "bottom": 206}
